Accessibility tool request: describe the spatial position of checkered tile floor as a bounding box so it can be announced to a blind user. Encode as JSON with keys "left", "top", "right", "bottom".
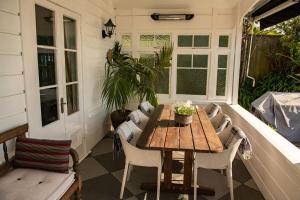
{"left": 78, "top": 137, "right": 264, "bottom": 200}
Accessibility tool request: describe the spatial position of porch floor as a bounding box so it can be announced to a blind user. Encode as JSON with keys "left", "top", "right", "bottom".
{"left": 78, "top": 136, "right": 265, "bottom": 200}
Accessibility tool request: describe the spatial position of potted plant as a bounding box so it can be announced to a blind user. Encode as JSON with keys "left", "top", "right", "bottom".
{"left": 102, "top": 42, "right": 173, "bottom": 129}
{"left": 101, "top": 42, "right": 135, "bottom": 128}
{"left": 173, "top": 101, "right": 197, "bottom": 126}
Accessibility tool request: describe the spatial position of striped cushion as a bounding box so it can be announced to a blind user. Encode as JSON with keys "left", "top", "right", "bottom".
{"left": 14, "top": 138, "right": 71, "bottom": 173}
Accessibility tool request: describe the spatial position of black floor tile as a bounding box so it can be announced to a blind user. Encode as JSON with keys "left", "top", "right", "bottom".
{"left": 82, "top": 173, "right": 133, "bottom": 200}
{"left": 94, "top": 152, "right": 126, "bottom": 173}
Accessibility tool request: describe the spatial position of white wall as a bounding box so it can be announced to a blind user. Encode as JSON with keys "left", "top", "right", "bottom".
{"left": 0, "top": 0, "right": 115, "bottom": 159}
{"left": 223, "top": 105, "right": 300, "bottom": 200}
{"left": 116, "top": 7, "right": 237, "bottom": 104}
{"left": 0, "top": 0, "right": 27, "bottom": 158}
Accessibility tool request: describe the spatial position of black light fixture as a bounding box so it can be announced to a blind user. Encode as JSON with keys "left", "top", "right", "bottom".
{"left": 102, "top": 19, "right": 116, "bottom": 38}
{"left": 151, "top": 13, "right": 194, "bottom": 21}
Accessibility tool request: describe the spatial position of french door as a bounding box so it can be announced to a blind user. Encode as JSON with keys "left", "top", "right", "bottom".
{"left": 22, "top": 0, "right": 84, "bottom": 151}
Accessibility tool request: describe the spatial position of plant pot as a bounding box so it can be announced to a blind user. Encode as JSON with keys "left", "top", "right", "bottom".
{"left": 110, "top": 110, "right": 131, "bottom": 129}
{"left": 174, "top": 113, "right": 193, "bottom": 126}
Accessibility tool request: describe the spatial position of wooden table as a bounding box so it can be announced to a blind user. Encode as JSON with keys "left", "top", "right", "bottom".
{"left": 136, "top": 104, "right": 223, "bottom": 195}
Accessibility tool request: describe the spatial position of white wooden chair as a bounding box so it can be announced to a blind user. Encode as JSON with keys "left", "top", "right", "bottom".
{"left": 128, "top": 109, "right": 149, "bottom": 129}
{"left": 204, "top": 103, "right": 222, "bottom": 119}
{"left": 139, "top": 101, "right": 155, "bottom": 117}
{"left": 117, "top": 121, "right": 162, "bottom": 200}
{"left": 210, "top": 111, "right": 232, "bottom": 134}
{"left": 193, "top": 125, "right": 243, "bottom": 200}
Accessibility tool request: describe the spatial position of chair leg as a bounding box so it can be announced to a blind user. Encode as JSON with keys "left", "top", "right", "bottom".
{"left": 226, "top": 167, "right": 234, "bottom": 200}
{"left": 120, "top": 162, "right": 129, "bottom": 199}
{"left": 127, "top": 164, "right": 133, "bottom": 181}
{"left": 156, "top": 166, "right": 161, "bottom": 200}
{"left": 194, "top": 164, "right": 197, "bottom": 200}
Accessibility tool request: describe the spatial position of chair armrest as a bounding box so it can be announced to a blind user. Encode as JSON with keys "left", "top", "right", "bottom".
{"left": 70, "top": 148, "right": 79, "bottom": 173}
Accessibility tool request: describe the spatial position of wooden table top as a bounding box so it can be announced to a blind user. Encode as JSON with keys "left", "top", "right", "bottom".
{"left": 136, "top": 104, "right": 224, "bottom": 153}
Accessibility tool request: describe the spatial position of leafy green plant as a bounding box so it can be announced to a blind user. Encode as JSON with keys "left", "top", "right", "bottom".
{"left": 134, "top": 44, "right": 173, "bottom": 106}
{"left": 102, "top": 42, "right": 136, "bottom": 112}
{"left": 173, "top": 101, "right": 196, "bottom": 116}
{"left": 239, "top": 16, "right": 300, "bottom": 110}
{"left": 102, "top": 42, "right": 173, "bottom": 111}
{"left": 239, "top": 72, "right": 300, "bottom": 110}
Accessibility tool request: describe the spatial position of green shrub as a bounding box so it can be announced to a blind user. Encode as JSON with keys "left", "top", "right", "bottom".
{"left": 239, "top": 72, "right": 300, "bottom": 110}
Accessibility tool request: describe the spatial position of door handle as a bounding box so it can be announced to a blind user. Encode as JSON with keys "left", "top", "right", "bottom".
{"left": 60, "top": 97, "right": 67, "bottom": 113}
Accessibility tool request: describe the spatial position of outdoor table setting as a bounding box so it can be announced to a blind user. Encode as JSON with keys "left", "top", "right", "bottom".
{"left": 136, "top": 103, "right": 224, "bottom": 195}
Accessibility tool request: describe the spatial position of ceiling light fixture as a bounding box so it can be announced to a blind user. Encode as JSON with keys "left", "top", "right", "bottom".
{"left": 151, "top": 13, "right": 194, "bottom": 21}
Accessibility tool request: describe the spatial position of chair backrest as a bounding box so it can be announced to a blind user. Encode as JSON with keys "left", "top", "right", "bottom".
{"left": 128, "top": 110, "right": 149, "bottom": 129}
{"left": 139, "top": 101, "right": 154, "bottom": 116}
{"left": 116, "top": 120, "right": 142, "bottom": 154}
{"left": 210, "top": 112, "right": 232, "bottom": 133}
{"left": 204, "top": 103, "right": 221, "bottom": 119}
{"left": 220, "top": 125, "right": 243, "bottom": 163}
{"left": 117, "top": 121, "right": 145, "bottom": 162}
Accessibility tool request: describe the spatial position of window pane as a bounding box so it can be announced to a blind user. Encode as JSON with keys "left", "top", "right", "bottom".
{"left": 193, "top": 55, "right": 208, "bottom": 68}
{"left": 155, "top": 68, "right": 169, "bottom": 94}
{"left": 194, "top": 35, "right": 209, "bottom": 47}
{"left": 140, "top": 54, "right": 155, "bottom": 67}
{"left": 65, "top": 51, "right": 77, "bottom": 82}
{"left": 40, "top": 88, "right": 58, "bottom": 126}
{"left": 140, "top": 35, "right": 154, "bottom": 47}
{"left": 121, "top": 35, "right": 132, "bottom": 49}
{"left": 177, "top": 54, "right": 192, "bottom": 68}
{"left": 217, "top": 69, "right": 227, "bottom": 96}
{"left": 38, "top": 48, "right": 56, "bottom": 87}
{"left": 218, "top": 55, "right": 228, "bottom": 68}
{"left": 67, "top": 84, "right": 79, "bottom": 115}
{"left": 155, "top": 35, "right": 171, "bottom": 47}
{"left": 177, "top": 69, "right": 207, "bottom": 95}
{"left": 63, "top": 16, "right": 76, "bottom": 49}
{"left": 178, "top": 35, "right": 193, "bottom": 47}
{"left": 219, "top": 35, "right": 229, "bottom": 47}
{"left": 35, "top": 5, "right": 55, "bottom": 46}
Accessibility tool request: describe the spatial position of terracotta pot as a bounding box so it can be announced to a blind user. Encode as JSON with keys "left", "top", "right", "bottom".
{"left": 174, "top": 113, "right": 193, "bottom": 126}
{"left": 110, "top": 109, "right": 131, "bottom": 129}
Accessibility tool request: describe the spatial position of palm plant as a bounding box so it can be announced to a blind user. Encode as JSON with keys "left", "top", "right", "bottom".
{"left": 134, "top": 44, "right": 173, "bottom": 106}
{"left": 101, "top": 42, "right": 173, "bottom": 127}
{"left": 102, "top": 42, "right": 135, "bottom": 112}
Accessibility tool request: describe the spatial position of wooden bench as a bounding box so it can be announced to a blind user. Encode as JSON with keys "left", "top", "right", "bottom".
{"left": 0, "top": 124, "right": 82, "bottom": 200}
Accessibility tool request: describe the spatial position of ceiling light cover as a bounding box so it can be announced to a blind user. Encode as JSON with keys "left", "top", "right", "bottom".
{"left": 151, "top": 13, "right": 194, "bottom": 21}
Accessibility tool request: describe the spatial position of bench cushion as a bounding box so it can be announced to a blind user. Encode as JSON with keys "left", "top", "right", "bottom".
{"left": 14, "top": 138, "right": 71, "bottom": 173}
{"left": 0, "top": 168, "right": 75, "bottom": 200}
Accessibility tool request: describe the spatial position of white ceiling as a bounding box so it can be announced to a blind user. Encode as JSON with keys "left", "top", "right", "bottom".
{"left": 113, "top": 0, "right": 239, "bottom": 10}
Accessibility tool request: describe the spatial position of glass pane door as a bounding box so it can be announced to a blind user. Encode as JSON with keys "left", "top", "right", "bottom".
{"left": 35, "top": 5, "right": 59, "bottom": 126}
{"left": 63, "top": 16, "right": 79, "bottom": 115}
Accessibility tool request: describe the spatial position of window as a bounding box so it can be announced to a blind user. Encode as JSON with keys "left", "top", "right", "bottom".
{"left": 216, "top": 55, "right": 228, "bottom": 96}
{"left": 178, "top": 35, "right": 210, "bottom": 48}
{"left": 139, "top": 53, "right": 169, "bottom": 94}
{"left": 121, "top": 34, "right": 132, "bottom": 49}
{"left": 63, "top": 16, "right": 79, "bottom": 115}
{"left": 139, "top": 34, "right": 171, "bottom": 48}
{"left": 138, "top": 34, "right": 171, "bottom": 94}
{"left": 36, "top": 5, "right": 59, "bottom": 126}
{"left": 176, "top": 54, "right": 209, "bottom": 95}
{"left": 219, "top": 35, "right": 229, "bottom": 48}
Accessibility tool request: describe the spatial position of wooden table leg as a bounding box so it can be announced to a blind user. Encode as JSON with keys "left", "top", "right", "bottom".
{"left": 183, "top": 151, "right": 193, "bottom": 189}
{"left": 141, "top": 151, "right": 215, "bottom": 196}
{"left": 164, "top": 151, "right": 173, "bottom": 188}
